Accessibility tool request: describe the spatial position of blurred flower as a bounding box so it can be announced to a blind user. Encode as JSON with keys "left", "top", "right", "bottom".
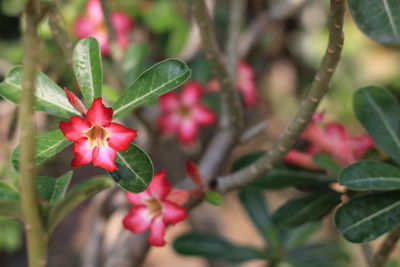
{"left": 285, "top": 114, "right": 374, "bottom": 169}
{"left": 157, "top": 82, "right": 216, "bottom": 145}
{"left": 123, "top": 171, "right": 188, "bottom": 246}
{"left": 74, "top": 0, "right": 134, "bottom": 55}
{"left": 207, "top": 60, "right": 258, "bottom": 107}
{"left": 60, "top": 93, "right": 137, "bottom": 171}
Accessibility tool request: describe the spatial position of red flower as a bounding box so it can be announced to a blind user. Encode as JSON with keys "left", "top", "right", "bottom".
{"left": 157, "top": 82, "right": 216, "bottom": 145}
{"left": 123, "top": 171, "right": 188, "bottom": 246}
{"left": 207, "top": 60, "right": 258, "bottom": 107}
{"left": 285, "top": 114, "right": 374, "bottom": 169}
{"left": 74, "top": 0, "right": 134, "bottom": 55}
{"left": 60, "top": 92, "right": 137, "bottom": 171}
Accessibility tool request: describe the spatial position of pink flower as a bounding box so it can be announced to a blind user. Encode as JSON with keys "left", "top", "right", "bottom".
{"left": 74, "top": 0, "right": 134, "bottom": 55}
{"left": 207, "top": 60, "right": 258, "bottom": 107}
{"left": 123, "top": 171, "right": 188, "bottom": 246}
{"left": 157, "top": 82, "right": 216, "bottom": 145}
{"left": 60, "top": 90, "right": 137, "bottom": 171}
{"left": 284, "top": 114, "right": 374, "bottom": 169}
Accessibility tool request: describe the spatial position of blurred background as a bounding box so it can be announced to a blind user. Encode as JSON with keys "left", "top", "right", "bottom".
{"left": 0, "top": 0, "right": 399, "bottom": 266}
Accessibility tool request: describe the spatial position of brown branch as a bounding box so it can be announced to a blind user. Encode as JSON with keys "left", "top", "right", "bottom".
{"left": 215, "top": 0, "right": 345, "bottom": 193}
{"left": 362, "top": 243, "right": 374, "bottom": 267}
{"left": 19, "top": 1, "right": 48, "bottom": 266}
{"left": 373, "top": 225, "right": 400, "bottom": 267}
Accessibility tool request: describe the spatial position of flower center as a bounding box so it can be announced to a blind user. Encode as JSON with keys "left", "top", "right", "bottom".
{"left": 177, "top": 104, "right": 192, "bottom": 118}
{"left": 146, "top": 197, "right": 162, "bottom": 216}
{"left": 85, "top": 125, "right": 109, "bottom": 148}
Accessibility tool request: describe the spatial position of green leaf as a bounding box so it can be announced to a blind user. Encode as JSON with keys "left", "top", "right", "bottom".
{"left": 12, "top": 130, "right": 72, "bottom": 171}
{"left": 36, "top": 171, "right": 72, "bottom": 204}
{"left": 0, "top": 183, "right": 21, "bottom": 219}
{"left": 48, "top": 176, "right": 113, "bottom": 232}
{"left": 123, "top": 43, "right": 149, "bottom": 88}
{"left": 354, "top": 86, "right": 400, "bottom": 165}
{"left": 239, "top": 186, "right": 280, "bottom": 249}
{"left": 108, "top": 144, "right": 154, "bottom": 193}
{"left": 73, "top": 37, "right": 103, "bottom": 106}
{"left": 284, "top": 222, "right": 320, "bottom": 250}
{"left": 0, "top": 67, "right": 80, "bottom": 118}
{"left": 0, "top": 182, "right": 19, "bottom": 201}
{"left": 113, "top": 59, "right": 191, "bottom": 117}
{"left": 232, "top": 151, "right": 265, "bottom": 172}
{"left": 173, "top": 232, "right": 266, "bottom": 263}
{"left": 339, "top": 160, "right": 400, "bottom": 190}
{"left": 313, "top": 154, "right": 341, "bottom": 174}
{"left": 348, "top": 0, "right": 400, "bottom": 45}
{"left": 334, "top": 191, "right": 400, "bottom": 243}
{"left": 272, "top": 191, "right": 341, "bottom": 227}
{"left": 204, "top": 191, "right": 223, "bottom": 206}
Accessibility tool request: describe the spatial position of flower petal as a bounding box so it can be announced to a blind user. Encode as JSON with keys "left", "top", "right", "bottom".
{"left": 92, "top": 144, "right": 117, "bottom": 171}
{"left": 106, "top": 123, "right": 137, "bottom": 151}
{"left": 162, "top": 201, "right": 187, "bottom": 225}
{"left": 157, "top": 113, "right": 179, "bottom": 134}
{"left": 159, "top": 92, "right": 179, "bottom": 111}
{"left": 64, "top": 88, "right": 87, "bottom": 114}
{"left": 166, "top": 189, "right": 190, "bottom": 206}
{"left": 147, "top": 171, "right": 171, "bottom": 200}
{"left": 86, "top": 0, "right": 104, "bottom": 24}
{"left": 284, "top": 150, "right": 319, "bottom": 170}
{"left": 86, "top": 98, "right": 113, "bottom": 127}
{"left": 181, "top": 82, "right": 202, "bottom": 105}
{"left": 112, "top": 12, "right": 133, "bottom": 34}
{"left": 126, "top": 191, "right": 151, "bottom": 205}
{"left": 193, "top": 105, "right": 215, "bottom": 125}
{"left": 71, "top": 138, "right": 93, "bottom": 167}
{"left": 74, "top": 16, "right": 96, "bottom": 39}
{"left": 351, "top": 135, "right": 374, "bottom": 159}
{"left": 123, "top": 205, "right": 152, "bottom": 233}
{"left": 148, "top": 217, "right": 166, "bottom": 246}
{"left": 60, "top": 116, "right": 91, "bottom": 141}
{"left": 177, "top": 119, "right": 198, "bottom": 145}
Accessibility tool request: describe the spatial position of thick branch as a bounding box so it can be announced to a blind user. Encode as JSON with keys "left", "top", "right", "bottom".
{"left": 373, "top": 225, "right": 400, "bottom": 267}
{"left": 216, "top": 0, "right": 345, "bottom": 193}
{"left": 192, "top": 0, "right": 243, "bottom": 131}
{"left": 20, "top": 1, "right": 47, "bottom": 266}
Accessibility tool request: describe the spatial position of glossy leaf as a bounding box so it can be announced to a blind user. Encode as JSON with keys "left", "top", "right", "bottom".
{"left": 348, "top": 0, "right": 400, "bottom": 45}
{"left": 36, "top": 171, "right": 72, "bottom": 204}
{"left": 173, "top": 232, "right": 266, "bottom": 263}
{"left": 113, "top": 59, "right": 191, "bottom": 117}
{"left": 12, "top": 130, "right": 72, "bottom": 171}
{"left": 48, "top": 176, "right": 113, "bottom": 232}
{"left": 239, "top": 186, "right": 280, "bottom": 249}
{"left": 334, "top": 191, "right": 400, "bottom": 243}
{"left": 123, "top": 43, "right": 149, "bottom": 88}
{"left": 0, "top": 67, "right": 80, "bottom": 118}
{"left": 313, "top": 153, "right": 341, "bottom": 174}
{"left": 354, "top": 86, "right": 400, "bottom": 164}
{"left": 73, "top": 37, "right": 103, "bottom": 106}
{"left": 108, "top": 144, "right": 154, "bottom": 193}
{"left": 272, "top": 191, "right": 341, "bottom": 227}
{"left": 339, "top": 160, "right": 400, "bottom": 190}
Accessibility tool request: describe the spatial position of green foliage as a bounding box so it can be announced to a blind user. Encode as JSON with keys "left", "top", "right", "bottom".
{"left": 348, "top": 0, "right": 400, "bottom": 45}
{"left": 204, "top": 191, "right": 223, "bottom": 206}
{"left": 12, "top": 130, "right": 72, "bottom": 171}
{"left": 173, "top": 232, "right": 267, "bottom": 263}
{"left": 113, "top": 58, "right": 191, "bottom": 117}
{"left": 73, "top": 37, "right": 103, "bottom": 106}
{"left": 334, "top": 191, "right": 400, "bottom": 243}
{"left": 353, "top": 86, "right": 400, "bottom": 165}
{"left": 109, "top": 144, "right": 154, "bottom": 193}
{"left": 0, "top": 67, "right": 80, "bottom": 118}
{"left": 0, "top": 217, "right": 22, "bottom": 253}
{"left": 36, "top": 171, "right": 72, "bottom": 204}
{"left": 313, "top": 154, "right": 341, "bottom": 174}
{"left": 0, "top": 182, "right": 21, "bottom": 219}
{"left": 339, "top": 160, "right": 400, "bottom": 190}
{"left": 122, "top": 43, "right": 149, "bottom": 88}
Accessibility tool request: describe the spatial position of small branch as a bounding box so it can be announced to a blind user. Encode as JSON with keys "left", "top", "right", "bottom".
{"left": 19, "top": 1, "right": 48, "bottom": 266}
{"left": 373, "top": 225, "right": 400, "bottom": 267}
{"left": 216, "top": 0, "right": 345, "bottom": 193}
{"left": 239, "top": 120, "right": 269, "bottom": 144}
{"left": 192, "top": 0, "right": 243, "bottom": 131}
{"left": 239, "top": 0, "right": 310, "bottom": 57}
{"left": 48, "top": 2, "right": 73, "bottom": 64}
{"left": 362, "top": 243, "right": 373, "bottom": 267}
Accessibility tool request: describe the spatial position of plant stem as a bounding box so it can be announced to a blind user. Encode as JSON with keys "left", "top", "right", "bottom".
{"left": 19, "top": 1, "right": 47, "bottom": 266}
{"left": 215, "top": 0, "right": 346, "bottom": 192}
{"left": 192, "top": 0, "right": 243, "bottom": 131}
{"left": 373, "top": 225, "right": 400, "bottom": 267}
{"left": 362, "top": 243, "right": 373, "bottom": 267}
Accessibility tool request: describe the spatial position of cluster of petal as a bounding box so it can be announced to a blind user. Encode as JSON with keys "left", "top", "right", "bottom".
{"left": 60, "top": 97, "right": 137, "bottom": 171}
{"left": 285, "top": 115, "right": 374, "bottom": 169}
{"left": 207, "top": 60, "right": 258, "bottom": 107}
{"left": 74, "top": 0, "right": 134, "bottom": 55}
{"left": 123, "top": 171, "right": 188, "bottom": 246}
{"left": 157, "top": 82, "right": 216, "bottom": 145}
